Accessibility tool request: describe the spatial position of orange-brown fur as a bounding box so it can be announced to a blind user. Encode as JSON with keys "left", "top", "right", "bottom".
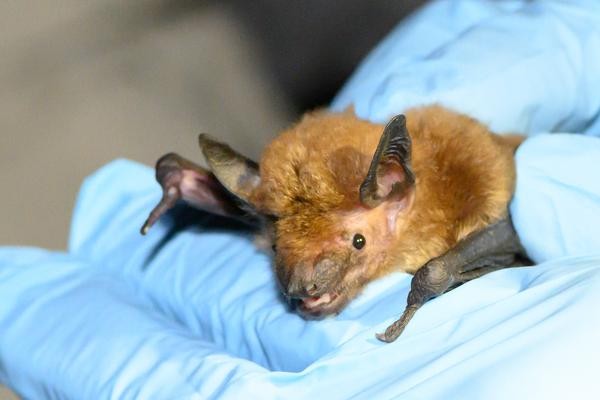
{"left": 250, "top": 105, "right": 520, "bottom": 312}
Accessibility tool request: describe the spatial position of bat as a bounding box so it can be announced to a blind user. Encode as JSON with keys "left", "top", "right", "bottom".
{"left": 141, "top": 105, "right": 528, "bottom": 343}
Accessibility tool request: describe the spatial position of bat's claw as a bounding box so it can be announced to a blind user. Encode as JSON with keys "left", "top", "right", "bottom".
{"left": 375, "top": 331, "right": 397, "bottom": 343}
{"left": 140, "top": 186, "right": 180, "bottom": 235}
{"left": 140, "top": 223, "right": 150, "bottom": 236}
{"left": 375, "top": 332, "right": 391, "bottom": 343}
{"left": 375, "top": 320, "right": 405, "bottom": 343}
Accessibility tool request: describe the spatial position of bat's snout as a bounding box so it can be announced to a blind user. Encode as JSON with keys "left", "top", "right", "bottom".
{"left": 284, "top": 258, "right": 340, "bottom": 298}
{"left": 280, "top": 258, "right": 345, "bottom": 317}
{"left": 284, "top": 269, "right": 321, "bottom": 299}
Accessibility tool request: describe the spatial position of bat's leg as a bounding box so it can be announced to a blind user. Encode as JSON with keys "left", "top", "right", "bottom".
{"left": 140, "top": 153, "right": 246, "bottom": 234}
{"left": 377, "top": 216, "right": 526, "bottom": 343}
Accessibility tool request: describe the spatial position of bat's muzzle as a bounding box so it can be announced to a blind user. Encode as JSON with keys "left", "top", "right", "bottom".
{"left": 279, "top": 257, "right": 346, "bottom": 317}
{"left": 283, "top": 257, "right": 341, "bottom": 298}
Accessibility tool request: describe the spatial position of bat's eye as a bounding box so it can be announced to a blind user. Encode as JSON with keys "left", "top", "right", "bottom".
{"left": 271, "top": 244, "right": 277, "bottom": 252}
{"left": 352, "top": 233, "right": 366, "bottom": 250}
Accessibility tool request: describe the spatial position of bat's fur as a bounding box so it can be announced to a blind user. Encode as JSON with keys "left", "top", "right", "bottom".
{"left": 249, "top": 106, "right": 520, "bottom": 315}
{"left": 143, "top": 105, "right": 522, "bottom": 318}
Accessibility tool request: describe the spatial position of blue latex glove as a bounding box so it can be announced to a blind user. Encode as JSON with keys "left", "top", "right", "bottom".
{"left": 333, "top": 1, "right": 600, "bottom": 136}
{"left": 2, "top": 146, "right": 600, "bottom": 399}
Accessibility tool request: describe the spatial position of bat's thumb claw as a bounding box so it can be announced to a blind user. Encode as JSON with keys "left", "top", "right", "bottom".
{"left": 140, "top": 189, "right": 179, "bottom": 236}
{"left": 375, "top": 332, "right": 394, "bottom": 343}
{"left": 376, "top": 304, "right": 421, "bottom": 343}
{"left": 140, "top": 222, "right": 151, "bottom": 235}
{"left": 375, "top": 327, "right": 401, "bottom": 343}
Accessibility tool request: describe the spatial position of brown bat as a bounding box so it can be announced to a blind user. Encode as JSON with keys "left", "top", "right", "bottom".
{"left": 141, "top": 105, "right": 528, "bottom": 343}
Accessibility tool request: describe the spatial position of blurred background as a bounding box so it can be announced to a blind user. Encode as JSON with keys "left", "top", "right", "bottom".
{"left": 0, "top": 0, "right": 427, "bottom": 397}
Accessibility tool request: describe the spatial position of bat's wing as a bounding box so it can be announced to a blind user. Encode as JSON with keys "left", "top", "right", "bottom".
{"left": 377, "top": 215, "right": 529, "bottom": 342}
{"left": 140, "top": 153, "right": 249, "bottom": 234}
{"left": 141, "top": 135, "right": 262, "bottom": 235}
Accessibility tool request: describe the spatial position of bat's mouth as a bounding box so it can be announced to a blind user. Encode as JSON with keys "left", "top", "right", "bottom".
{"left": 297, "top": 292, "right": 342, "bottom": 317}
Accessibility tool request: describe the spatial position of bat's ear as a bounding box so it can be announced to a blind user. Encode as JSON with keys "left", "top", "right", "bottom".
{"left": 359, "top": 114, "right": 415, "bottom": 208}
{"left": 198, "top": 134, "right": 261, "bottom": 206}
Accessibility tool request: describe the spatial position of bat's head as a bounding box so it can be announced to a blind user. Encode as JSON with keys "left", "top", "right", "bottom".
{"left": 201, "top": 111, "right": 415, "bottom": 317}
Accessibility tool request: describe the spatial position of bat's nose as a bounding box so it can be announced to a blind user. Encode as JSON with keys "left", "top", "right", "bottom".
{"left": 286, "top": 277, "right": 319, "bottom": 299}
{"left": 284, "top": 258, "right": 340, "bottom": 299}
